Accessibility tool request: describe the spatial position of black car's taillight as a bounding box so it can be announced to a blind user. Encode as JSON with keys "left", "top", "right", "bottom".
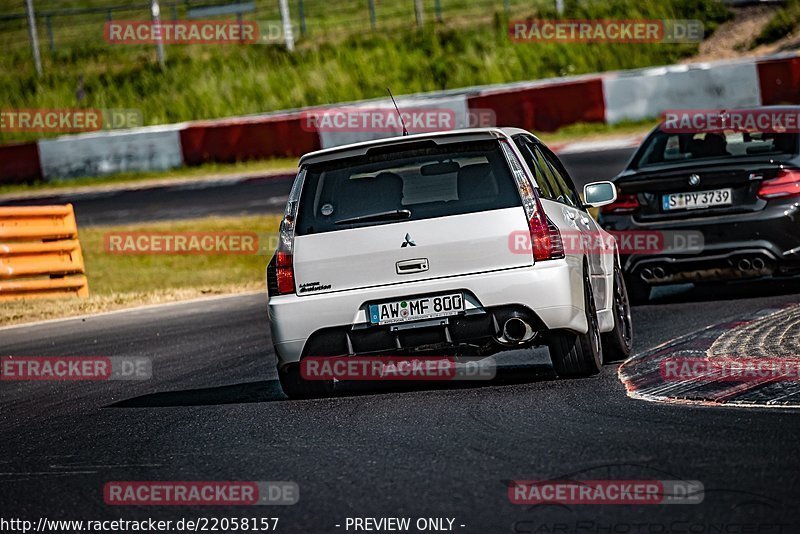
{"left": 758, "top": 168, "right": 800, "bottom": 200}
{"left": 601, "top": 193, "right": 640, "bottom": 215}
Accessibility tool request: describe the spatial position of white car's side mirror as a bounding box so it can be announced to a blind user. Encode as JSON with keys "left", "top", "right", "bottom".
{"left": 583, "top": 181, "right": 617, "bottom": 208}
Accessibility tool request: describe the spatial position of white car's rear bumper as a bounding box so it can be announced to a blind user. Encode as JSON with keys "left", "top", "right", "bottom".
{"left": 268, "top": 259, "right": 597, "bottom": 366}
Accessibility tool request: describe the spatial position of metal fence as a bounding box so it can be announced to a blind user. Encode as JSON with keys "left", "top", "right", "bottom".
{"left": 1, "top": 0, "right": 546, "bottom": 72}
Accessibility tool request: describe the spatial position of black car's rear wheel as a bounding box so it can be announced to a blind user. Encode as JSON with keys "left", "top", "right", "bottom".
{"left": 548, "top": 268, "right": 603, "bottom": 378}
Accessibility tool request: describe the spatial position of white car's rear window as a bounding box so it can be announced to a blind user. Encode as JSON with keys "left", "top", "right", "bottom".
{"left": 295, "top": 140, "right": 522, "bottom": 235}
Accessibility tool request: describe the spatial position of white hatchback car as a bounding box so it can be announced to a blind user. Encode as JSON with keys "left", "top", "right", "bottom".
{"left": 267, "top": 128, "right": 632, "bottom": 398}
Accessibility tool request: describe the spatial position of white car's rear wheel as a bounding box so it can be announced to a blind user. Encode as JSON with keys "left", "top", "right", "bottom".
{"left": 278, "top": 363, "right": 334, "bottom": 399}
{"left": 548, "top": 268, "right": 602, "bottom": 377}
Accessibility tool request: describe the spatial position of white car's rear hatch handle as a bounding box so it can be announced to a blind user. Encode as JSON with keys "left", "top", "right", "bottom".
{"left": 396, "top": 258, "right": 429, "bottom": 275}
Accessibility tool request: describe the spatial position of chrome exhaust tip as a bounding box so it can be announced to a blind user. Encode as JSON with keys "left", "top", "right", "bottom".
{"left": 738, "top": 258, "right": 752, "bottom": 271}
{"left": 652, "top": 266, "right": 666, "bottom": 280}
{"left": 641, "top": 268, "right": 654, "bottom": 282}
{"left": 500, "top": 317, "right": 536, "bottom": 344}
{"left": 752, "top": 257, "right": 765, "bottom": 271}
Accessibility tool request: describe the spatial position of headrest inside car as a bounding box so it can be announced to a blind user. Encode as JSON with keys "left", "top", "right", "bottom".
{"left": 457, "top": 163, "right": 498, "bottom": 200}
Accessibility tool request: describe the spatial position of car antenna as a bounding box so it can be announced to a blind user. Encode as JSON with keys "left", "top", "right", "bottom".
{"left": 387, "top": 87, "right": 409, "bottom": 136}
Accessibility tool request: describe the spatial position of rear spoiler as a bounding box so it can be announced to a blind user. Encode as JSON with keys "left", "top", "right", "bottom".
{"left": 299, "top": 129, "right": 507, "bottom": 166}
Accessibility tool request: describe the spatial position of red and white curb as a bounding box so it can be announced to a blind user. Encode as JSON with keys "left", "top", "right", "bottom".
{"left": 618, "top": 304, "right": 800, "bottom": 408}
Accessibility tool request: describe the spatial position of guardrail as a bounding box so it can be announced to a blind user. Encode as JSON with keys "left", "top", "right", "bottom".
{"left": 0, "top": 204, "right": 89, "bottom": 299}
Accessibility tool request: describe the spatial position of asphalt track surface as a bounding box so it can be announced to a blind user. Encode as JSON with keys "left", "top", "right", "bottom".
{"left": 2, "top": 147, "right": 800, "bottom": 532}
{"left": 0, "top": 148, "right": 636, "bottom": 226}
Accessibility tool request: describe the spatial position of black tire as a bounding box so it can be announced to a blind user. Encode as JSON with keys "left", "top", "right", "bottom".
{"left": 601, "top": 263, "right": 633, "bottom": 363}
{"left": 624, "top": 274, "right": 651, "bottom": 305}
{"left": 278, "top": 362, "right": 334, "bottom": 399}
{"left": 548, "top": 267, "right": 603, "bottom": 378}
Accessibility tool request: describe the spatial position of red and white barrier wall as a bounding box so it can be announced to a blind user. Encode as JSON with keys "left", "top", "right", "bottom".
{"left": 3, "top": 53, "right": 800, "bottom": 184}
{"left": 469, "top": 74, "right": 606, "bottom": 132}
{"left": 179, "top": 113, "right": 320, "bottom": 166}
{"left": 602, "top": 60, "right": 761, "bottom": 124}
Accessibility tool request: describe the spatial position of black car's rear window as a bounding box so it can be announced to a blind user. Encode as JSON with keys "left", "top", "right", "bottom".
{"left": 636, "top": 130, "right": 798, "bottom": 168}
{"left": 295, "top": 140, "right": 522, "bottom": 235}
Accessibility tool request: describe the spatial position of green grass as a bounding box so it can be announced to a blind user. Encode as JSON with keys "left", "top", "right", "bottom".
{"left": 81, "top": 215, "right": 280, "bottom": 294}
{"left": 0, "top": 214, "right": 282, "bottom": 326}
{"left": 0, "top": 0, "right": 731, "bottom": 144}
{"left": 753, "top": 0, "right": 800, "bottom": 48}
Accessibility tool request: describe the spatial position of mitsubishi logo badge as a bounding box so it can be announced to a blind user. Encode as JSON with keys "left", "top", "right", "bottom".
{"left": 401, "top": 233, "right": 416, "bottom": 247}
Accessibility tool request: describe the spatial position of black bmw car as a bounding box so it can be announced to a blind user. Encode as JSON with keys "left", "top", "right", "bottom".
{"left": 599, "top": 108, "right": 800, "bottom": 303}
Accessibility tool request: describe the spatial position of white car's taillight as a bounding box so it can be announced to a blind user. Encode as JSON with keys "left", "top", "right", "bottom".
{"left": 528, "top": 214, "right": 565, "bottom": 261}
{"left": 500, "top": 139, "right": 564, "bottom": 262}
{"left": 274, "top": 169, "right": 306, "bottom": 295}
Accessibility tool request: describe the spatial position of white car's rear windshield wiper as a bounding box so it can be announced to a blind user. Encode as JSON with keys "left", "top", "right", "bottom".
{"left": 334, "top": 209, "right": 412, "bottom": 225}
